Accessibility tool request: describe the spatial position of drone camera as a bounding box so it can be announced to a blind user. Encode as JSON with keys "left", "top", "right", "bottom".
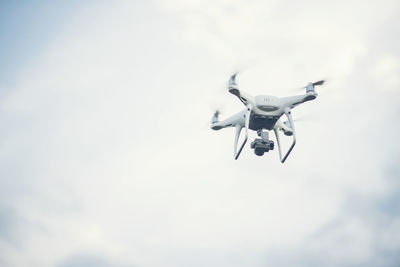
{"left": 250, "top": 139, "right": 274, "bottom": 156}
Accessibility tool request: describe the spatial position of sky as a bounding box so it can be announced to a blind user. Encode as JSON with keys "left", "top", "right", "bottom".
{"left": 0, "top": 0, "right": 399, "bottom": 266}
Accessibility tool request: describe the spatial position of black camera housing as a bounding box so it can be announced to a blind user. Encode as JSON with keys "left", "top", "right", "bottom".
{"left": 250, "top": 138, "right": 274, "bottom": 156}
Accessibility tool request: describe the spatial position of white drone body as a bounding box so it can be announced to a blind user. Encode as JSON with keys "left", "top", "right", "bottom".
{"left": 211, "top": 74, "right": 324, "bottom": 163}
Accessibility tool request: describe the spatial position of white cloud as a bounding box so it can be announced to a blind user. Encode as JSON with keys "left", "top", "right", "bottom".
{"left": 0, "top": 0, "right": 400, "bottom": 266}
{"left": 371, "top": 56, "right": 400, "bottom": 91}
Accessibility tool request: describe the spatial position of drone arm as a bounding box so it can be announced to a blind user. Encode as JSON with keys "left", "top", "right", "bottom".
{"left": 211, "top": 110, "right": 247, "bottom": 131}
{"left": 274, "top": 108, "right": 296, "bottom": 163}
{"left": 280, "top": 91, "right": 317, "bottom": 110}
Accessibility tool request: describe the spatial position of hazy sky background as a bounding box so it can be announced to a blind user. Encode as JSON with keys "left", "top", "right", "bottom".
{"left": 0, "top": 0, "right": 400, "bottom": 266}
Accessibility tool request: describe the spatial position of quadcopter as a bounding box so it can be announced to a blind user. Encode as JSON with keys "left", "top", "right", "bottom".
{"left": 210, "top": 74, "right": 324, "bottom": 163}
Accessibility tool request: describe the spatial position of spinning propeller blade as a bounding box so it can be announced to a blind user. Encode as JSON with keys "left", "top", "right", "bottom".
{"left": 228, "top": 73, "right": 238, "bottom": 86}
{"left": 312, "top": 80, "right": 325, "bottom": 86}
{"left": 291, "top": 79, "right": 326, "bottom": 92}
{"left": 211, "top": 109, "right": 220, "bottom": 124}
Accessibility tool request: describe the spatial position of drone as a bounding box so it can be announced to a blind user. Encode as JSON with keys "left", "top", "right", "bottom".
{"left": 210, "top": 73, "right": 324, "bottom": 163}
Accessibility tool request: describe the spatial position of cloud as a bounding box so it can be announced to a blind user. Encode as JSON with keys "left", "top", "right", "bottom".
{"left": 262, "top": 163, "right": 400, "bottom": 267}
{"left": 57, "top": 252, "right": 135, "bottom": 267}
{"left": 0, "top": 0, "right": 399, "bottom": 266}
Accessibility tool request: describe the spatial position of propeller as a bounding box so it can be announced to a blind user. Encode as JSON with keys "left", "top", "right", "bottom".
{"left": 312, "top": 80, "right": 325, "bottom": 86}
{"left": 306, "top": 79, "right": 326, "bottom": 93}
{"left": 211, "top": 109, "right": 221, "bottom": 124}
{"left": 292, "top": 79, "right": 326, "bottom": 92}
{"left": 213, "top": 109, "right": 220, "bottom": 118}
{"left": 228, "top": 73, "right": 237, "bottom": 87}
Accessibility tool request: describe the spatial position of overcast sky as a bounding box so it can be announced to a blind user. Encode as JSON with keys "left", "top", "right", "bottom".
{"left": 0, "top": 0, "right": 400, "bottom": 266}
